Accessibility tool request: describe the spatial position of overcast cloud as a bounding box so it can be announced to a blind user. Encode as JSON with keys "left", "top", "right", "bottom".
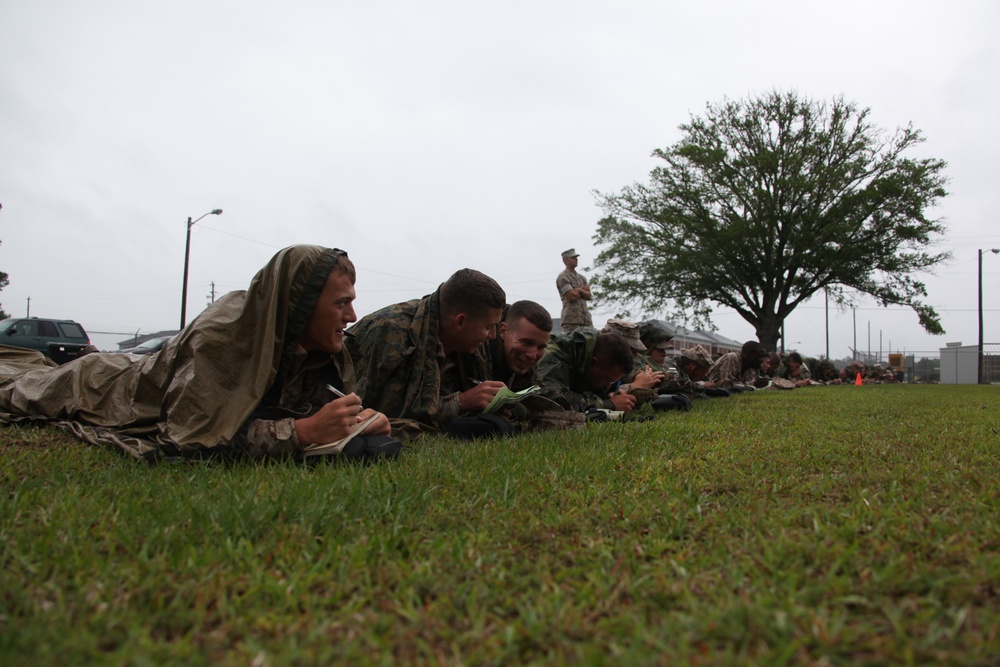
{"left": 2, "top": 0, "right": 998, "bottom": 359}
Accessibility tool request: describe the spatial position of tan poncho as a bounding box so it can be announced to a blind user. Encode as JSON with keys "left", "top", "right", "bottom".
{"left": 0, "top": 245, "right": 349, "bottom": 461}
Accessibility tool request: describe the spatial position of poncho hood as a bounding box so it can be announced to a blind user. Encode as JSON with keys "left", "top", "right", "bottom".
{"left": 0, "top": 245, "right": 348, "bottom": 460}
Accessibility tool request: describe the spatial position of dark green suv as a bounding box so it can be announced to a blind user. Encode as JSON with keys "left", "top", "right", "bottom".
{"left": 0, "top": 317, "right": 92, "bottom": 363}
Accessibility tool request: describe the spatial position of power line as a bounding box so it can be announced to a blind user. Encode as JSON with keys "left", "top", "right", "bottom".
{"left": 17, "top": 288, "right": 179, "bottom": 302}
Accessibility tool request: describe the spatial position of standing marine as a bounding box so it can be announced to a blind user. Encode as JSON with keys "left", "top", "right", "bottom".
{"left": 556, "top": 248, "right": 593, "bottom": 333}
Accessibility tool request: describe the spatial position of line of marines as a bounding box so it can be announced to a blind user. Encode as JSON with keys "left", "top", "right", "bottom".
{"left": 342, "top": 254, "right": 779, "bottom": 442}
{"left": 0, "top": 244, "right": 880, "bottom": 463}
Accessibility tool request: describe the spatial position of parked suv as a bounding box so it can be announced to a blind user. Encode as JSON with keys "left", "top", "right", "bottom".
{"left": 0, "top": 317, "right": 92, "bottom": 363}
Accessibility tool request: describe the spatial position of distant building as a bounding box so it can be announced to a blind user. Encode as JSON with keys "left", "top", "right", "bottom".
{"left": 692, "top": 329, "right": 743, "bottom": 356}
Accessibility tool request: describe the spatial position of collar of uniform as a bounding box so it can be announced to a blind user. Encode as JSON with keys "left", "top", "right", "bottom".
{"left": 289, "top": 345, "right": 334, "bottom": 374}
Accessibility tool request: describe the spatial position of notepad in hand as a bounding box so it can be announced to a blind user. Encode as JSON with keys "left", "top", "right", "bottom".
{"left": 483, "top": 385, "right": 542, "bottom": 414}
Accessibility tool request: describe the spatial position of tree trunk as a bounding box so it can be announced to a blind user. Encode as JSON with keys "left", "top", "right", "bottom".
{"left": 754, "top": 318, "right": 782, "bottom": 352}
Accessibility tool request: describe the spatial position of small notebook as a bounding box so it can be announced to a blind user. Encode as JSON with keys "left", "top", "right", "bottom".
{"left": 303, "top": 413, "right": 381, "bottom": 457}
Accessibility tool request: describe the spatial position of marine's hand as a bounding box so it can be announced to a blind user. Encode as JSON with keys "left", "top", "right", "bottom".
{"left": 631, "top": 367, "right": 665, "bottom": 389}
{"left": 294, "top": 393, "right": 363, "bottom": 445}
{"left": 608, "top": 389, "right": 636, "bottom": 412}
{"left": 358, "top": 408, "right": 391, "bottom": 436}
{"left": 458, "top": 381, "right": 506, "bottom": 412}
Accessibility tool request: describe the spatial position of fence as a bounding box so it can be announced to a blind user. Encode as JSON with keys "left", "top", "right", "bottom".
{"left": 864, "top": 344, "right": 1000, "bottom": 384}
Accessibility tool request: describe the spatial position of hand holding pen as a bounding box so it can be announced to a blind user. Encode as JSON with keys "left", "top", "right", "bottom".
{"left": 457, "top": 378, "right": 506, "bottom": 412}
{"left": 292, "top": 384, "right": 367, "bottom": 445}
{"left": 321, "top": 384, "right": 391, "bottom": 436}
{"left": 327, "top": 384, "right": 362, "bottom": 410}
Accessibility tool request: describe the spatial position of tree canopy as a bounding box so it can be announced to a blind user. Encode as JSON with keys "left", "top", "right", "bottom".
{"left": 591, "top": 90, "right": 950, "bottom": 351}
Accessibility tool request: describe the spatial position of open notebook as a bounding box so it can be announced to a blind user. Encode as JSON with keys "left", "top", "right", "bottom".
{"left": 303, "top": 413, "right": 381, "bottom": 458}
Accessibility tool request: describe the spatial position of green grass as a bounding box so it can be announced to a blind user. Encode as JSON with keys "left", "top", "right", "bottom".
{"left": 2, "top": 385, "right": 998, "bottom": 665}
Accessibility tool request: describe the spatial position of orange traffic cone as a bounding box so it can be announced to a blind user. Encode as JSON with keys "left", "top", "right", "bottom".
{"left": 855, "top": 372, "right": 863, "bottom": 386}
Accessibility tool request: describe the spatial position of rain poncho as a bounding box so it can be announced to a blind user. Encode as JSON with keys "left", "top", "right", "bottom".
{"left": 0, "top": 245, "right": 352, "bottom": 461}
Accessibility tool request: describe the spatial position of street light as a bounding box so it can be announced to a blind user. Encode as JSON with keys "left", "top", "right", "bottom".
{"left": 978, "top": 247, "right": 999, "bottom": 384}
{"left": 180, "top": 208, "right": 223, "bottom": 329}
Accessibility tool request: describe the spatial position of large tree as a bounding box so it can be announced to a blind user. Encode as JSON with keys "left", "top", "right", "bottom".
{"left": 592, "top": 90, "right": 949, "bottom": 351}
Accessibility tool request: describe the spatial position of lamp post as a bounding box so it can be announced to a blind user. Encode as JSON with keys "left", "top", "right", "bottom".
{"left": 978, "top": 247, "right": 1000, "bottom": 384}
{"left": 180, "top": 209, "right": 223, "bottom": 329}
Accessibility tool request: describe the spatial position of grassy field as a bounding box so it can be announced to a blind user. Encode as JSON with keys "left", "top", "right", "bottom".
{"left": 1, "top": 384, "right": 998, "bottom": 665}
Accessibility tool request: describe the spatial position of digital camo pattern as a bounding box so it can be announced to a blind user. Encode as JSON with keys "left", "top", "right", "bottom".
{"left": 537, "top": 327, "right": 615, "bottom": 412}
{"left": 705, "top": 351, "right": 760, "bottom": 387}
{"left": 556, "top": 268, "right": 593, "bottom": 331}
{"left": 346, "top": 288, "right": 489, "bottom": 432}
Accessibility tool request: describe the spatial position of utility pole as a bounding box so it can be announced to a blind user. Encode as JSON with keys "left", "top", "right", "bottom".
{"left": 206, "top": 281, "right": 216, "bottom": 305}
{"left": 825, "top": 288, "right": 829, "bottom": 359}
{"left": 852, "top": 307, "right": 857, "bottom": 361}
{"left": 979, "top": 249, "right": 999, "bottom": 383}
{"left": 26, "top": 296, "right": 30, "bottom": 317}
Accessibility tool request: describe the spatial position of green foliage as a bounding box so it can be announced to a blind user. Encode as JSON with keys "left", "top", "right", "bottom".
{"left": 2, "top": 385, "right": 998, "bottom": 664}
{"left": 592, "top": 90, "right": 950, "bottom": 349}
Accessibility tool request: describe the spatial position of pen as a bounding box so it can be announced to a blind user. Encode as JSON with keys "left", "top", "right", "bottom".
{"left": 326, "top": 384, "right": 362, "bottom": 409}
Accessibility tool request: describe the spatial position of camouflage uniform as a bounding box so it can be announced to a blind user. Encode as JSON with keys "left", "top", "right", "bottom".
{"left": 807, "top": 357, "right": 838, "bottom": 383}
{"left": 599, "top": 320, "right": 651, "bottom": 405}
{"left": 632, "top": 352, "right": 667, "bottom": 376}
{"left": 241, "top": 347, "right": 356, "bottom": 458}
{"left": 487, "top": 333, "right": 541, "bottom": 393}
{"left": 556, "top": 269, "right": 593, "bottom": 332}
{"left": 537, "top": 327, "right": 617, "bottom": 412}
{"left": 773, "top": 362, "right": 812, "bottom": 382}
{"left": 705, "top": 351, "right": 761, "bottom": 387}
{"left": 658, "top": 345, "right": 717, "bottom": 397}
{"left": 615, "top": 353, "right": 656, "bottom": 407}
{"left": 346, "top": 288, "right": 490, "bottom": 433}
{"left": 657, "top": 360, "right": 698, "bottom": 396}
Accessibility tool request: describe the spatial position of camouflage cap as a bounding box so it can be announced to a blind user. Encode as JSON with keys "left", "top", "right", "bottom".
{"left": 638, "top": 319, "right": 674, "bottom": 351}
{"left": 561, "top": 248, "right": 580, "bottom": 259}
{"left": 601, "top": 319, "right": 647, "bottom": 351}
{"left": 679, "top": 344, "right": 713, "bottom": 369}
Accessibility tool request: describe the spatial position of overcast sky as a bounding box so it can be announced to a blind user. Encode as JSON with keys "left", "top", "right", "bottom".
{"left": 2, "top": 0, "right": 997, "bottom": 359}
